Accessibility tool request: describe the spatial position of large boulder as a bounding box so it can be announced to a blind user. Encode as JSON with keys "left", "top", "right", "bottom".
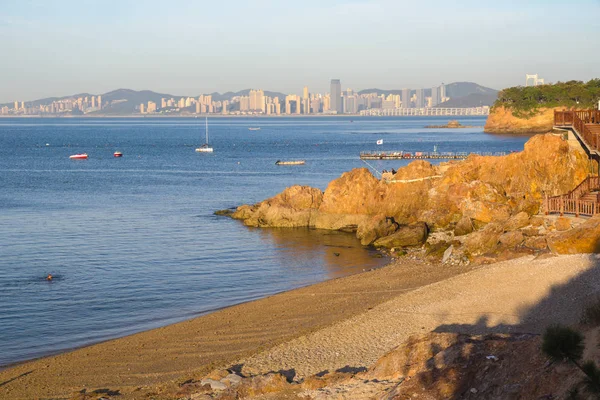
{"left": 365, "top": 333, "right": 460, "bottom": 381}
{"left": 373, "top": 222, "right": 428, "bottom": 248}
{"left": 454, "top": 215, "right": 473, "bottom": 236}
{"left": 499, "top": 230, "right": 524, "bottom": 247}
{"left": 463, "top": 223, "right": 504, "bottom": 256}
{"left": 235, "top": 373, "right": 290, "bottom": 398}
{"left": 554, "top": 216, "right": 572, "bottom": 231}
{"left": 503, "top": 211, "right": 531, "bottom": 231}
{"left": 356, "top": 214, "right": 399, "bottom": 246}
{"left": 231, "top": 185, "right": 323, "bottom": 228}
{"left": 547, "top": 216, "right": 600, "bottom": 254}
{"left": 311, "top": 212, "right": 369, "bottom": 232}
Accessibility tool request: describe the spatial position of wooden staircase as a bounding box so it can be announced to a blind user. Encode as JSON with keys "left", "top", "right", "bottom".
{"left": 580, "top": 191, "right": 600, "bottom": 203}
{"left": 587, "top": 124, "right": 600, "bottom": 137}
{"left": 545, "top": 176, "right": 600, "bottom": 216}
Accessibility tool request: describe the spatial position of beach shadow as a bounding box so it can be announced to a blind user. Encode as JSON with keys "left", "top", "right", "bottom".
{"left": 335, "top": 365, "right": 367, "bottom": 374}
{"left": 0, "top": 370, "right": 33, "bottom": 387}
{"left": 92, "top": 388, "right": 121, "bottom": 396}
{"left": 392, "top": 254, "right": 600, "bottom": 398}
{"left": 276, "top": 368, "right": 296, "bottom": 383}
{"left": 228, "top": 363, "right": 245, "bottom": 377}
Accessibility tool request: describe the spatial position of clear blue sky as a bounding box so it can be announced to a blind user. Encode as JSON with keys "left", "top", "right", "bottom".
{"left": 1, "top": 0, "right": 599, "bottom": 102}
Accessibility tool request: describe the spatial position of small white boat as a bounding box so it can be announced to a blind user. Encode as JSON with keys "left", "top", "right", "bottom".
{"left": 248, "top": 127, "right": 261, "bottom": 131}
{"left": 275, "top": 160, "right": 305, "bottom": 165}
{"left": 196, "top": 117, "right": 213, "bottom": 153}
{"left": 69, "top": 153, "right": 88, "bottom": 159}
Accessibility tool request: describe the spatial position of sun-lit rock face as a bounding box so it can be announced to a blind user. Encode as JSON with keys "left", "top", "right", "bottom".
{"left": 484, "top": 106, "right": 561, "bottom": 134}
{"left": 231, "top": 134, "right": 590, "bottom": 247}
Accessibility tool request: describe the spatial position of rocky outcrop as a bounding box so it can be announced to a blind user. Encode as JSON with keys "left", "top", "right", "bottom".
{"left": 229, "top": 134, "right": 590, "bottom": 253}
{"left": 372, "top": 222, "right": 429, "bottom": 249}
{"left": 547, "top": 215, "right": 600, "bottom": 254}
{"left": 231, "top": 185, "right": 323, "bottom": 228}
{"left": 356, "top": 214, "right": 399, "bottom": 246}
{"left": 172, "top": 332, "right": 578, "bottom": 400}
{"left": 484, "top": 106, "right": 564, "bottom": 134}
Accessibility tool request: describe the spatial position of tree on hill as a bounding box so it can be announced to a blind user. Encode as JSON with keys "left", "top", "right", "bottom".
{"left": 494, "top": 79, "right": 600, "bottom": 117}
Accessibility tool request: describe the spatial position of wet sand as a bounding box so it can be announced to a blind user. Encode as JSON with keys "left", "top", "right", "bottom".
{"left": 0, "top": 257, "right": 470, "bottom": 399}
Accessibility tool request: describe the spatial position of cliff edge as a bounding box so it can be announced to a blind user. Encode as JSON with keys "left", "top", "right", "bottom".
{"left": 484, "top": 106, "right": 563, "bottom": 134}
{"left": 229, "top": 134, "right": 593, "bottom": 260}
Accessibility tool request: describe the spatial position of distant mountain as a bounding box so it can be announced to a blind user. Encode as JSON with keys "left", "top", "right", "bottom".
{"left": 444, "top": 81, "right": 497, "bottom": 98}
{"left": 1, "top": 93, "right": 94, "bottom": 108}
{"left": 1, "top": 88, "right": 290, "bottom": 114}
{"left": 358, "top": 82, "right": 498, "bottom": 107}
{"left": 99, "top": 89, "right": 180, "bottom": 115}
{"left": 207, "top": 89, "right": 287, "bottom": 102}
{"left": 437, "top": 93, "right": 497, "bottom": 108}
{"left": 357, "top": 88, "right": 411, "bottom": 96}
{"left": 2, "top": 83, "right": 497, "bottom": 114}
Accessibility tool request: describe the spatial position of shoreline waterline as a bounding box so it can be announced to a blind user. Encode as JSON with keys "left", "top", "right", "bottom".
{"left": 0, "top": 256, "right": 474, "bottom": 399}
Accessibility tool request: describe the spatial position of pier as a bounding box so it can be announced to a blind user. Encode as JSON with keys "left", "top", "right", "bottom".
{"left": 359, "top": 151, "right": 508, "bottom": 160}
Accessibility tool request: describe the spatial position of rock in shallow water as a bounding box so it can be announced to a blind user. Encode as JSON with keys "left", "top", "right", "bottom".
{"left": 373, "top": 222, "right": 428, "bottom": 249}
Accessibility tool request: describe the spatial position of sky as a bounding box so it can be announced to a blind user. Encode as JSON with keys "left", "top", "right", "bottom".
{"left": 1, "top": 0, "right": 599, "bottom": 102}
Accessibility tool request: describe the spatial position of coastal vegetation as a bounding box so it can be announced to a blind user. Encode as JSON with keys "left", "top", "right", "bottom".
{"left": 493, "top": 79, "right": 600, "bottom": 118}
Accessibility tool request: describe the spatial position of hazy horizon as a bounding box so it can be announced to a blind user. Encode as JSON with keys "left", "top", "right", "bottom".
{"left": 1, "top": 0, "right": 599, "bottom": 103}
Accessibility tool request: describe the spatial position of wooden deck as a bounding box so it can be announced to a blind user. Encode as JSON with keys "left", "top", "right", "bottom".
{"left": 546, "top": 110, "right": 600, "bottom": 215}
{"left": 554, "top": 110, "right": 600, "bottom": 155}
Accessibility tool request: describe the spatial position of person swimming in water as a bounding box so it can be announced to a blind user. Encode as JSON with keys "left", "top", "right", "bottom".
{"left": 46, "top": 274, "right": 53, "bottom": 281}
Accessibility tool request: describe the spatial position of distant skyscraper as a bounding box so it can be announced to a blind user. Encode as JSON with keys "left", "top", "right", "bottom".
{"left": 431, "top": 86, "right": 439, "bottom": 107}
{"left": 415, "top": 89, "right": 424, "bottom": 108}
{"left": 97, "top": 95, "right": 102, "bottom": 109}
{"left": 249, "top": 89, "right": 265, "bottom": 112}
{"left": 240, "top": 96, "right": 250, "bottom": 111}
{"left": 14, "top": 101, "right": 18, "bottom": 110}
{"left": 330, "top": 79, "right": 342, "bottom": 114}
{"left": 439, "top": 83, "right": 446, "bottom": 102}
{"left": 401, "top": 88, "right": 411, "bottom": 108}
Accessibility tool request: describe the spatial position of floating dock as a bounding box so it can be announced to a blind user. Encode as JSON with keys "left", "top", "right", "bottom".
{"left": 359, "top": 151, "right": 508, "bottom": 160}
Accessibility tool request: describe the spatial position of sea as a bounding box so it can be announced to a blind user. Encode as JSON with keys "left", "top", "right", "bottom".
{"left": 0, "top": 116, "right": 531, "bottom": 367}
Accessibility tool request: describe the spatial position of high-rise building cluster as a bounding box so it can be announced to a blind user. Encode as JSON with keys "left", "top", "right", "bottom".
{"left": 2, "top": 80, "right": 468, "bottom": 117}
{"left": 1, "top": 95, "right": 103, "bottom": 115}
{"left": 140, "top": 95, "right": 227, "bottom": 115}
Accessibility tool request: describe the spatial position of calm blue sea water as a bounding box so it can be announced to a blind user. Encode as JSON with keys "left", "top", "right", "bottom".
{"left": 0, "top": 116, "right": 530, "bottom": 367}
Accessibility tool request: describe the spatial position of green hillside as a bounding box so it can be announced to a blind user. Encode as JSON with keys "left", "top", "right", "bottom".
{"left": 493, "top": 79, "right": 600, "bottom": 117}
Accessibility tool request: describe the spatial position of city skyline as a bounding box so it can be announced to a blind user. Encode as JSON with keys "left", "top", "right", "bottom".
{"left": 2, "top": 80, "right": 495, "bottom": 117}
{"left": 1, "top": 1, "right": 599, "bottom": 103}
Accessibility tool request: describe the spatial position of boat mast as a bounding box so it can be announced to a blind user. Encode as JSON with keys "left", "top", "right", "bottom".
{"left": 205, "top": 117, "right": 209, "bottom": 145}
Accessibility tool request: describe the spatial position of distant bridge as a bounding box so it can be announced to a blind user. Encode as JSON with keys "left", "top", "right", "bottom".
{"left": 359, "top": 107, "right": 490, "bottom": 116}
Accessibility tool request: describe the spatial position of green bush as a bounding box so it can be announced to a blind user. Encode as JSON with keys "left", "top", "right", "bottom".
{"left": 493, "top": 79, "right": 600, "bottom": 118}
{"left": 580, "top": 296, "right": 600, "bottom": 326}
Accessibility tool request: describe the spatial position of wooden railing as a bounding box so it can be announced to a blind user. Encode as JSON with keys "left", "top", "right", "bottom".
{"left": 546, "top": 197, "right": 600, "bottom": 216}
{"left": 555, "top": 110, "right": 600, "bottom": 151}
{"left": 545, "top": 176, "right": 600, "bottom": 216}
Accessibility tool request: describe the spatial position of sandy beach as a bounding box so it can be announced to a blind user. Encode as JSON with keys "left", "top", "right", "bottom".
{"left": 2, "top": 253, "right": 600, "bottom": 399}
{"left": 0, "top": 257, "right": 470, "bottom": 399}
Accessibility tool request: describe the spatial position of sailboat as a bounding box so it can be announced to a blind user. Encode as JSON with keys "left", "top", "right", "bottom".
{"left": 195, "top": 117, "right": 213, "bottom": 153}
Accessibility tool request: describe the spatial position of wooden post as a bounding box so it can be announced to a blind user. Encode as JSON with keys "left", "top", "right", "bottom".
{"left": 560, "top": 196, "right": 564, "bottom": 216}
{"left": 576, "top": 200, "right": 579, "bottom": 218}
{"left": 544, "top": 195, "right": 548, "bottom": 215}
